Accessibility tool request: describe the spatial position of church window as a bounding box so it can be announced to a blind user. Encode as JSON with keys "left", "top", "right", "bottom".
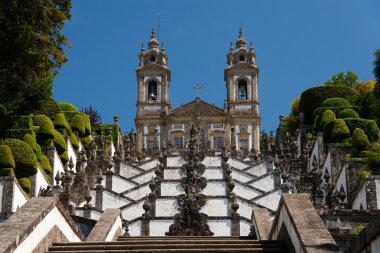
{"left": 239, "top": 54, "right": 245, "bottom": 62}
{"left": 150, "top": 55, "right": 156, "bottom": 62}
{"left": 148, "top": 81, "right": 158, "bottom": 101}
{"left": 238, "top": 80, "right": 247, "bottom": 100}
{"left": 239, "top": 138, "right": 248, "bottom": 151}
{"left": 213, "top": 136, "right": 223, "bottom": 150}
{"left": 174, "top": 136, "right": 184, "bottom": 150}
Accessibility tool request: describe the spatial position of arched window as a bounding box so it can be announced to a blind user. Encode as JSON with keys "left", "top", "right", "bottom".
{"left": 150, "top": 55, "right": 156, "bottom": 62}
{"left": 239, "top": 54, "right": 245, "bottom": 62}
{"left": 148, "top": 81, "right": 158, "bottom": 101}
{"left": 238, "top": 80, "right": 247, "bottom": 100}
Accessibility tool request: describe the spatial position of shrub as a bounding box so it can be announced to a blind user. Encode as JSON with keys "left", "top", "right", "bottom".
{"left": 70, "top": 132, "right": 79, "bottom": 149}
{"left": 23, "top": 134, "right": 36, "bottom": 151}
{"left": 112, "top": 123, "right": 120, "bottom": 146}
{"left": 338, "top": 109, "right": 359, "bottom": 119}
{"left": 81, "top": 113, "right": 91, "bottom": 137}
{"left": 359, "top": 170, "right": 371, "bottom": 185}
{"left": 59, "top": 151, "right": 69, "bottom": 164}
{"left": 53, "top": 113, "right": 69, "bottom": 131}
{"left": 53, "top": 130, "right": 67, "bottom": 154}
{"left": 39, "top": 154, "right": 52, "bottom": 174}
{"left": 81, "top": 135, "right": 92, "bottom": 147}
{"left": 366, "top": 120, "right": 380, "bottom": 142}
{"left": 0, "top": 168, "right": 15, "bottom": 177}
{"left": 56, "top": 128, "right": 67, "bottom": 136}
{"left": 321, "top": 97, "right": 351, "bottom": 107}
{"left": 299, "top": 86, "right": 358, "bottom": 125}
{"left": 12, "top": 116, "right": 33, "bottom": 129}
{"left": 0, "top": 139, "right": 37, "bottom": 178}
{"left": 351, "top": 128, "right": 369, "bottom": 150}
{"left": 331, "top": 119, "right": 350, "bottom": 142}
{"left": 5, "top": 129, "right": 34, "bottom": 140}
{"left": 323, "top": 121, "right": 335, "bottom": 143}
{"left": 35, "top": 144, "right": 43, "bottom": 161}
{"left": 0, "top": 145, "right": 15, "bottom": 169}
{"left": 70, "top": 114, "right": 86, "bottom": 137}
{"left": 59, "top": 102, "right": 79, "bottom": 112}
{"left": 33, "top": 115, "right": 55, "bottom": 141}
{"left": 319, "top": 110, "right": 336, "bottom": 130}
{"left": 34, "top": 98, "right": 63, "bottom": 118}
{"left": 18, "top": 178, "right": 31, "bottom": 193}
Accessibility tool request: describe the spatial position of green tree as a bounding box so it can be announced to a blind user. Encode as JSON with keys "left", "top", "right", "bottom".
{"left": 372, "top": 50, "right": 380, "bottom": 125}
{"left": 0, "top": 0, "right": 71, "bottom": 123}
{"left": 374, "top": 49, "right": 380, "bottom": 84}
{"left": 351, "top": 128, "right": 369, "bottom": 151}
{"left": 324, "top": 71, "right": 358, "bottom": 87}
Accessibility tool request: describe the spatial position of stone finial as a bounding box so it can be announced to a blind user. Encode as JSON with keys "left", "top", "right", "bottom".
{"left": 148, "top": 28, "right": 159, "bottom": 51}
{"left": 113, "top": 116, "right": 119, "bottom": 123}
{"left": 236, "top": 27, "right": 246, "bottom": 49}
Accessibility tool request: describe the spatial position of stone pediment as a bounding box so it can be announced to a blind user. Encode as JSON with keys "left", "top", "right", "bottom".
{"left": 169, "top": 99, "right": 226, "bottom": 117}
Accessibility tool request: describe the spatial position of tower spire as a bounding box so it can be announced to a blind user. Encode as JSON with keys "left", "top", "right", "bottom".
{"left": 236, "top": 27, "right": 246, "bottom": 50}
{"left": 148, "top": 28, "right": 159, "bottom": 51}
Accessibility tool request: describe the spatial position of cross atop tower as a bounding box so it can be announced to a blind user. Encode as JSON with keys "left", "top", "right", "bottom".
{"left": 194, "top": 84, "right": 202, "bottom": 98}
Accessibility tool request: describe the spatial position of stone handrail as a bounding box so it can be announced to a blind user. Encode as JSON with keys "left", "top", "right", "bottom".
{"left": 268, "top": 193, "right": 340, "bottom": 253}
{"left": 87, "top": 209, "right": 123, "bottom": 241}
{"left": 0, "top": 197, "right": 84, "bottom": 253}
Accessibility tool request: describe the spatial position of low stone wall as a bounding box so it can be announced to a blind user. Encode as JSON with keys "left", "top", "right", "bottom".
{"left": 0, "top": 197, "right": 84, "bottom": 253}
{"left": 0, "top": 177, "right": 28, "bottom": 218}
{"left": 269, "top": 193, "right": 340, "bottom": 253}
{"left": 347, "top": 213, "right": 380, "bottom": 253}
{"left": 251, "top": 208, "right": 273, "bottom": 240}
{"left": 87, "top": 209, "right": 123, "bottom": 241}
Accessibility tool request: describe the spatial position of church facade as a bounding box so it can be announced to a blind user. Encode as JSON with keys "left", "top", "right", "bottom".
{"left": 135, "top": 28, "right": 261, "bottom": 154}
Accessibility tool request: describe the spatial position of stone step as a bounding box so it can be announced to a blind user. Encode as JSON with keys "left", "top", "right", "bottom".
{"left": 48, "top": 248, "right": 288, "bottom": 253}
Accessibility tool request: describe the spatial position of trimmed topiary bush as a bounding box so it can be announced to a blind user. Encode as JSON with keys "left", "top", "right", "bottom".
{"left": 33, "top": 115, "right": 55, "bottom": 142}
{"left": 34, "top": 98, "right": 63, "bottom": 118}
{"left": 366, "top": 120, "right": 380, "bottom": 143}
{"left": 0, "top": 168, "right": 15, "bottom": 177}
{"left": 323, "top": 120, "right": 335, "bottom": 143}
{"left": 0, "top": 145, "right": 15, "bottom": 169}
{"left": 299, "top": 86, "right": 358, "bottom": 125}
{"left": 70, "top": 132, "right": 79, "bottom": 149}
{"left": 81, "top": 135, "right": 92, "bottom": 147}
{"left": 331, "top": 119, "right": 350, "bottom": 142}
{"left": 338, "top": 109, "right": 359, "bottom": 119}
{"left": 70, "top": 114, "right": 86, "bottom": 137}
{"left": 39, "top": 154, "right": 52, "bottom": 174}
{"left": 53, "top": 130, "right": 67, "bottom": 154}
{"left": 59, "top": 151, "right": 69, "bottom": 164}
{"left": 12, "top": 116, "right": 33, "bottom": 129}
{"left": 351, "top": 128, "right": 369, "bottom": 150}
{"left": 53, "top": 113, "right": 69, "bottom": 131}
{"left": 59, "top": 102, "right": 79, "bottom": 112}
{"left": 23, "top": 134, "right": 36, "bottom": 151}
{"left": 319, "top": 110, "right": 336, "bottom": 130}
{"left": 18, "top": 178, "right": 31, "bottom": 193}
{"left": 321, "top": 97, "right": 351, "bottom": 108}
{"left": 82, "top": 113, "right": 91, "bottom": 137}
{"left": 0, "top": 139, "right": 37, "bottom": 178}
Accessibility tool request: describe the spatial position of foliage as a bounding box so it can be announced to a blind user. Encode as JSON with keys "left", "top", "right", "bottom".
{"left": 23, "top": 134, "right": 37, "bottom": 152}
{"left": 112, "top": 123, "right": 120, "bottom": 146}
{"left": 338, "top": 109, "right": 359, "bottom": 119}
{"left": 331, "top": 119, "right": 350, "bottom": 142}
{"left": 59, "top": 102, "right": 78, "bottom": 112}
{"left": 18, "top": 178, "right": 31, "bottom": 194}
{"left": 53, "top": 130, "right": 67, "bottom": 154}
{"left": 321, "top": 97, "right": 351, "bottom": 108}
{"left": 355, "top": 225, "right": 364, "bottom": 236}
{"left": 53, "top": 113, "right": 69, "bottom": 131}
{"left": 323, "top": 121, "right": 335, "bottom": 143}
{"left": 0, "top": 168, "right": 15, "bottom": 177}
{"left": 299, "top": 86, "right": 358, "bottom": 125}
{"left": 80, "top": 105, "right": 102, "bottom": 125}
{"left": 70, "top": 114, "right": 86, "bottom": 137}
{"left": 59, "top": 151, "right": 69, "bottom": 164}
{"left": 0, "top": 0, "right": 72, "bottom": 116}
{"left": 33, "top": 115, "right": 55, "bottom": 142}
{"left": 0, "top": 139, "right": 37, "bottom": 178}
{"left": 323, "top": 71, "right": 358, "bottom": 87}
{"left": 366, "top": 120, "right": 379, "bottom": 143}
{"left": 81, "top": 135, "right": 92, "bottom": 147}
{"left": 82, "top": 113, "right": 91, "bottom": 136}
{"left": 359, "top": 171, "right": 371, "bottom": 186}
{"left": 39, "top": 154, "right": 52, "bottom": 174}
{"left": 34, "top": 98, "right": 63, "bottom": 119}
{"left": 69, "top": 132, "right": 79, "bottom": 149}
{"left": 374, "top": 49, "right": 380, "bottom": 84}
{"left": 0, "top": 145, "right": 15, "bottom": 169}
{"left": 12, "top": 116, "right": 33, "bottom": 129}
{"left": 319, "top": 110, "right": 336, "bottom": 130}
{"left": 351, "top": 128, "right": 369, "bottom": 151}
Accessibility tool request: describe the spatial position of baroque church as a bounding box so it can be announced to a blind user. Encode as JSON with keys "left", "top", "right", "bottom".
{"left": 135, "top": 28, "right": 261, "bottom": 155}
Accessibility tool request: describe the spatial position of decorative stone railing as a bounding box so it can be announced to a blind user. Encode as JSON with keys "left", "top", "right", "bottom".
{"left": 87, "top": 209, "right": 123, "bottom": 241}
{"left": 0, "top": 176, "right": 28, "bottom": 219}
{"left": 268, "top": 193, "right": 339, "bottom": 253}
{"left": 0, "top": 197, "right": 84, "bottom": 253}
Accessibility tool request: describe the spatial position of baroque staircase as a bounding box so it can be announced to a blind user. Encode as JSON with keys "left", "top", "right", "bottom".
{"left": 47, "top": 236, "right": 289, "bottom": 253}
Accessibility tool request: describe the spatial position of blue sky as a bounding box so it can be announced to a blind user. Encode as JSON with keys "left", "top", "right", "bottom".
{"left": 53, "top": 0, "right": 380, "bottom": 133}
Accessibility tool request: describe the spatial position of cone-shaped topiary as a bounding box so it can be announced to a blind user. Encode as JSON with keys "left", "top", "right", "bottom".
{"left": 332, "top": 119, "right": 350, "bottom": 142}
{"left": 53, "top": 113, "right": 69, "bottom": 131}
{"left": 81, "top": 135, "right": 92, "bottom": 147}
{"left": 23, "top": 134, "right": 36, "bottom": 152}
{"left": 53, "top": 130, "right": 67, "bottom": 154}
{"left": 0, "top": 168, "right": 15, "bottom": 177}
{"left": 81, "top": 113, "right": 91, "bottom": 137}
{"left": 0, "top": 145, "right": 15, "bottom": 169}
{"left": 351, "top": 128, "right": 369, "bottom": 151}
{"left": 33, "top": 115, "right": 55, "bottom": 142}
{"left": 59, "top": 102, "right": 79, "bottom": 112}
{"left": 70, "top": 114, "right": 85, "bottom": 137}
{"left": 39, "top": 154, "right": 52, "bottom": 174}
{"left": 18, "top": 178, "right": 31, "bottom": 193}
{"left": 319, "top": 110, "right": 336, "bottom": 130}
{"left": 366, "top": 120, "right": 380, "bottom": 143}
{"left": 0, "top": 139, "right": 37, "bottom": 178}
{"left": 59, "top": 151, "right": 69, "bottom": 164}
{"left": 69, "top": 132, "right": 79, "bottom": 149}
{"left": 338, "top": 109, "right": 359, "bottom": 119}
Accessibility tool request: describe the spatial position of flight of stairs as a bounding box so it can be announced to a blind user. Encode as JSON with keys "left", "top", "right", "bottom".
{"left": 47, "top": 236, "right": 288, "bottom": 253}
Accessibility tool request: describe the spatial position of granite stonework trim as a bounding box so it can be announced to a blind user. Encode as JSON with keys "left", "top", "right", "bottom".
{"left": 347, "top": 213, "right": 380, "bottom": 253}
{"left": 269, "top": 193, "right": 340, "bottom": 253}
{"left": 87, "top": 209, "right": 122, "bottom": 242}
{"left": 365, "top": 176, "right": 378, "bottom": 210}
{"left": 0, "top": 197, "right": 84, "bottom": 253}
{"left": 1, "top": 177, "right": 15, "bottom": 214}
{"left": 251, "top": 208, "right": 273, "bottom": 240}
{"left": 31, "top": 225, "right": 69, "bottom": 253}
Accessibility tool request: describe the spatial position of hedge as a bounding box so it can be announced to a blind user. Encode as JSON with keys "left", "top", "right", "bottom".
{"left": 299, "top": 85, "right": 358, "bottom": 125}
{"left": 59, "top": 102, "right": 79, "bottom": 112}
{"left": 314, "top": 106, "right": 358, "bottom": 120}
{"left": 112, "top": 123, "right": 120, "bottom": 146}
{"left": 59, "top": 151, "right": 69, "bottom": 164}
{"left": 39, "top": 154, "right": 52, "bottom": 174}
{"left": 0, "top": 139, "right": 37, "bottom": 178}
{"left": 34, "top": 98, "right": 63, "bottom": 118}
{"left": 366, "top": 120, "right": 380, "bottom": 143}
{"left": 319, "top": 110, "right": 336, "bottom": 130}
{"left": 82, "top": 113, "right": 91, "bottom": 136}
{"left": 351, "top": 128, "right": 369, "bottom": 151}
{"left": 53, "top": 113, "right": 69, "bottom": 131}
{"left": 12, "top": 116, "right": 33, "bottom": 129}
{"left": 70, "top": 132, "right": 79, "bottom": 149}
{"left": 70, "top": 114, "right": 86, "bottom": 137}
{"left": 18, "top": 178, "right": 31, "bottom": 193}
{"left": 338, "top": 109, "right": 359, "bottom": 119}
{"left": 0, "top": 168, "right": 15, "bottom": 177}
{"left": 53, "top": 130, "right": 67, "bottom": 154}
{"left": 321, "top": 97, "right": 351, "bottom": 108}
{"left": 344, "top": 119, "right": 379, "bottom": 142}
{"left": 323, "top": 121, "right": 335, "bottom": 143}
{"left": 81, "top": 135, "right": 92, "bottom": 147}
{"left": 23, "top": 134, "right": 36, "bottom": 152}
{"left": 5, "top": 129, "right": 34, "bottom": 140}
{"left": 0, "top": 145, "right": 15, "bottom": 169}
{"left": 331, "top": 119, "right": 350, "bottom": 142}
{"left": 33, "top": 115, "right": 55, "bottom": 140}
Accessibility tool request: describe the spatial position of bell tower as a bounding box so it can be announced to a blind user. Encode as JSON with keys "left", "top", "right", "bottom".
{"left": 135, "top": 29, "right": 171, "bottom": 153}
{"left": 224, "top": 28, "right": 261, "bottom": 152}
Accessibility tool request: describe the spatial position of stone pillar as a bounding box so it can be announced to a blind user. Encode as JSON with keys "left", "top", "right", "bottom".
{"left": 45, "top": 146, "right": 56, "bottom": 185}
{"left": 105, "top": 171, "right": 113, "bottom": 191}
{"left": 95, "top": 185, "right": 104, "bottom": 211}
{"left": 365, "top": 177, "right": 378, "bottom": 210}
{"left": 136, "top": 127, "right": 143, "bottom": 152}
{"left": 1, "top": 177, "right": 14, "bottom": 215}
